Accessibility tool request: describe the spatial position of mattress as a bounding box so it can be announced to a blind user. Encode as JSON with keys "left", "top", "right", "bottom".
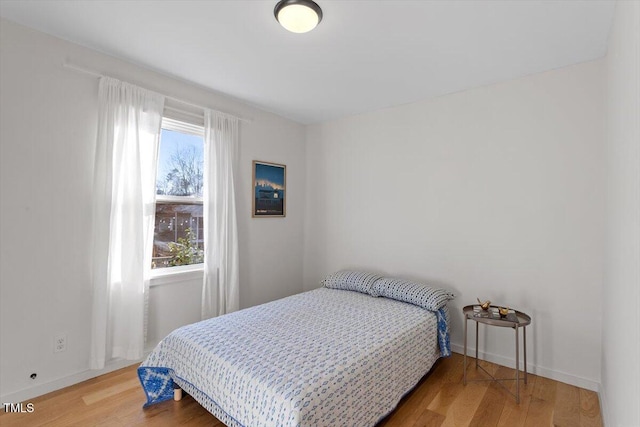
{"left": 139, "top": 287, "right": 448, "bottom": 427}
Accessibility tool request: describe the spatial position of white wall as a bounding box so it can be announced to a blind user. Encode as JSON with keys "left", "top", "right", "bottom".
{"left": 304, "top": 60, "right": 605, "bottom": 390}
{"left": 0, "top": 19, "right": 305, "bottom": 402}
{"left": 601, "top": 1, "right": 640, "bottom": 426}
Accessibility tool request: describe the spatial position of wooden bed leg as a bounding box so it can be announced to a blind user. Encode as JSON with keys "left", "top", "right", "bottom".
{"left": 173, "top": 388, "right": 183, "bottom": 401}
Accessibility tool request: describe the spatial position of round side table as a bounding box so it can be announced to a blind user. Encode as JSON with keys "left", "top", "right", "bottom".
{"left": 462, "top": 305, "right": 532, "bottom": 403}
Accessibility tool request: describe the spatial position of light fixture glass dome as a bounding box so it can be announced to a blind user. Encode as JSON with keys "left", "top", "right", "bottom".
{"left": 274, "top": 0, "right": 323, "bottom": 34}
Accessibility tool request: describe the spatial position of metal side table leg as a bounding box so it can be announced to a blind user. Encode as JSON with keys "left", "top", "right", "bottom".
{"left": 515, "top": 325, "right": 520, "bottom": 404}
{"left": 524, "top": 326, "right": 528, "bottom": 384}
{"left": 463, "top": 315, "right": 468, "bottom": 385}
{"left": 475, "top": 321, "right": 479, "bottom": 368}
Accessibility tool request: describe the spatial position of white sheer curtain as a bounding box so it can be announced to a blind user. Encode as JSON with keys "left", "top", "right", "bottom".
{"left": 202, "top": 109, "right": 240, "bottom": 319}
{"left": 90, "top": 77, "right": 165, "bottom": 369}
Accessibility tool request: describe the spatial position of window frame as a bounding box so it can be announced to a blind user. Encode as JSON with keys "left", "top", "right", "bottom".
{"left": 150, "top": 117, "right": 205, "bottom": 284}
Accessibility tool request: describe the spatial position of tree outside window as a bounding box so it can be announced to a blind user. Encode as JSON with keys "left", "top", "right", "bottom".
{"left": 152, "top": 121, "right": 205, "bottom": 269}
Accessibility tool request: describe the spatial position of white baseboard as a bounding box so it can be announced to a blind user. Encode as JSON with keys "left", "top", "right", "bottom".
{"left": 450, "top": 343, "right": 600, "bottom": 392}
{"left": 0, "top": 356, "right": 146, "bottom": 404}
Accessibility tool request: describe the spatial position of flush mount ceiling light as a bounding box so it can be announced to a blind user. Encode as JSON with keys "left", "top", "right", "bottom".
{"left": 274, "top": 0, "right": 323, "bottom": 34}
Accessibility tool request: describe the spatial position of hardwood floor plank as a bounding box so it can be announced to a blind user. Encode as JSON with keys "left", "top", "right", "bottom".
{"left": 378, "top": 358, "right": 449, "bottom": 426}
{"left": 441, "top": 381, "right": 489, "bottom": 427}
{"left": 428, "top": 359, "right": 497, "bottom": 426}
{"left": 496, "top": 373, "right": 537, "bottom": 427}
{"left": 425, "top": 353, "right": 470, "bottom": 418}
{"left": 579, "top": 388, "right": 603, "bottom": 427}
{"left": 468, "top": 366, "right": 513, "bottom": 427}
{"left": 412, "top": 408, "right": 446, "bottom": 427}
{"left": 0, "top": 353, "right": 602, "bottom": 427}
{"left": 445, "top": 354, "right": 465, "bottom": 383}
{"left": 523, "top": 375, "right": 558, "bottom": 427}
{"left": 82, "top": 377, "right": 141, "bottom": 405}
{"left": 553, "top": 382, "right": 581, "bottom": 427}
{"left": 427, "top": 381, "right": 466, "bottom": 418}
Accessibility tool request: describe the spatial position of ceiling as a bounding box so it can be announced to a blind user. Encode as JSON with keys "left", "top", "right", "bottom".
{"left": 0, "top": 1, "right": 616, "bottom": 124}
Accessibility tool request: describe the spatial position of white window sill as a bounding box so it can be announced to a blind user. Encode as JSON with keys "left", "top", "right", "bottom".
{"left": 149, "top": 264, "right": 204, "bottom": 287}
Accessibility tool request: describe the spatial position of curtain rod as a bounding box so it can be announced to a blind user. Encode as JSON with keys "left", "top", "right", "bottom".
{"left": 62, "top": 62, "right": 252, "bottom": 123}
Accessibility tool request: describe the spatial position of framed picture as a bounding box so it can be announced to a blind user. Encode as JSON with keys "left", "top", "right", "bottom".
{"left": 252, "top": 160, "right": 286, "bottom": 217}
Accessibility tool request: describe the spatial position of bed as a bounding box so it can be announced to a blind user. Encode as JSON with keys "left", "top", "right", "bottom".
{"left": 138, "top": 272, "right": 454, "bottom": 427}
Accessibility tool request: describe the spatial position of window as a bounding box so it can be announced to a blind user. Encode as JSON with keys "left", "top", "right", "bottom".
{"left": 152, "top": 118, "right": 204, "bottom": 270}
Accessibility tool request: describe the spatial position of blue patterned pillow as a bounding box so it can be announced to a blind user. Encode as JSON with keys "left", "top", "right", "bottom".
{"left": 370, "top": 277, "right": 455, "bottom": 310}
{"left": 321, "top": 270, "right": 382, "bottom": 295}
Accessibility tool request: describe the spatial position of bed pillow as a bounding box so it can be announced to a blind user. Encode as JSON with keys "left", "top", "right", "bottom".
{"left": 321, "top": 270, "right": 382, "bottom": 295}
{"left": 370, "top": 277, "right": 455, "bottom": 310}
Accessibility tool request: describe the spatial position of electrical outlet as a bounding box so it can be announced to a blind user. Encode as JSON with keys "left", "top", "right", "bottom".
{"left": 54, "top": 334, "right": 67, "bottom": 353}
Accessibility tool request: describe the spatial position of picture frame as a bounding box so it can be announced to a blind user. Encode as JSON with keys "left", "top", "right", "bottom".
{"left": 252, "top": 160, "right": 286, "bottom": 217}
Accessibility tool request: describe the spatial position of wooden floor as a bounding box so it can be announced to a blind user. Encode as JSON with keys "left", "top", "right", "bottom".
{"left": 0, "top": 353, "right": 602, "bottom": 427}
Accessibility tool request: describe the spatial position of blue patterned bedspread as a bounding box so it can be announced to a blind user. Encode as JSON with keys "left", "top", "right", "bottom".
{"left": 139, "top": 288, "right": 450, "bottom": 427}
